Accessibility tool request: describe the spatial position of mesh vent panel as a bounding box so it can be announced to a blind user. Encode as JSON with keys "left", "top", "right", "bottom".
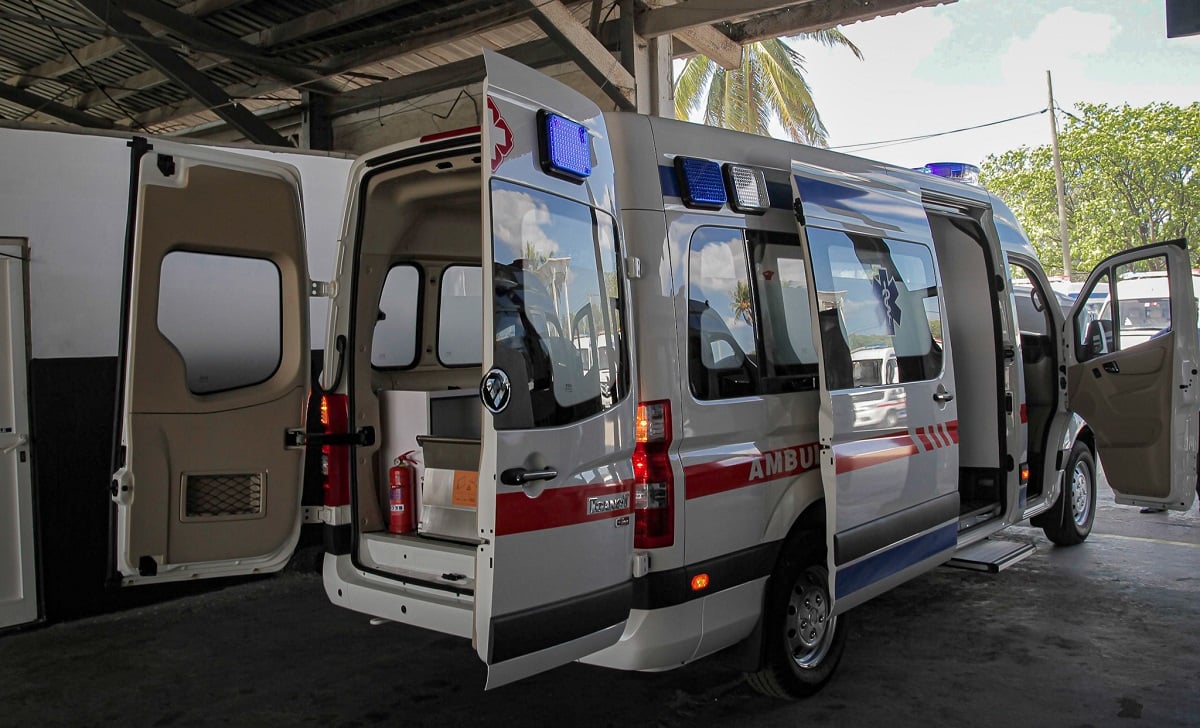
{"left": 185, "top": 473, "right": 263, "bottom": 518}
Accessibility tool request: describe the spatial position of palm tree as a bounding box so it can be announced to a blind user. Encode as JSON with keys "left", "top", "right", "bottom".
{"left": 674, "top": 31, "right": 862, "bottom": 147}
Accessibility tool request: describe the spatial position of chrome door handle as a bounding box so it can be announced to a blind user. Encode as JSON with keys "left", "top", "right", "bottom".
{"left": 500, "top": 467, "right": 558, "bottom": 485}
{"left": 932, "top": 392, "right": 955, "bottom": 403}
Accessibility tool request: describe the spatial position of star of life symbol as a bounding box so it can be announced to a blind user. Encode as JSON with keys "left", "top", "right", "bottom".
{"left": 488, "top": 97, "right": 514, "bottom": 173}
{"left": 873, "top": 268, "right": 902, "bottom": 335}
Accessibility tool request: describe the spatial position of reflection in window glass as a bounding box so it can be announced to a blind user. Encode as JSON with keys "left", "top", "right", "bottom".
{"left": 439, "top": 266, "right": 482, "bottom": 365}
{"left": 373, "top": 265, "right": 420, "bottom": 368}
{"left": 807, "top": 228, "right": 943, "bottom": 390}
{"left": 688, "top": 227, "right": 756, "bottom": 399}
{"left": 490, "top": 180, "right": 627, "bottom": 429}
{"left": 158, "top": 251, "right": 281, "bottom": 395}
{"left": 749, "top": 232, "right": 819, "bottom": 394}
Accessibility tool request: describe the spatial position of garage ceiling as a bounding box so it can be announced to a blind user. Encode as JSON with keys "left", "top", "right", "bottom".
{"left": 0, "top": 0, "right": 950, "bottom": 146}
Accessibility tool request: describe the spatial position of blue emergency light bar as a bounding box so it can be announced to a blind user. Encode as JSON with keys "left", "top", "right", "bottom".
{"left": 675, "top": 156, "right": 727, "bottom": 209}
{"left": 916, "top": 161, "right": 981, "bottom": 186}
{"left": 538, "top": 110, "right": 591, "bottom": 181}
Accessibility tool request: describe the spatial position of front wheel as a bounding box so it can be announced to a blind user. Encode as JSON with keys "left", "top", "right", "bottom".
{"left": 1041, "top": 441, "right": 1096, "bottom": 546}
{"left": 746, "top": 545, "right": 847, "bottom": 698}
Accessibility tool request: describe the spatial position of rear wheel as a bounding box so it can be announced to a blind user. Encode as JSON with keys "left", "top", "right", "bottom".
{"left": 1041, "top": 441, "right": 1096, "bottom": 546}
{"left": 746, "top": 543, "right": 846, "bottom": 698}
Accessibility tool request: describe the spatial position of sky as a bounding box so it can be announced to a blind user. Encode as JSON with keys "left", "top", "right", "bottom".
{"left": 787, "top": 0, "right": 1200, "bottom": 169}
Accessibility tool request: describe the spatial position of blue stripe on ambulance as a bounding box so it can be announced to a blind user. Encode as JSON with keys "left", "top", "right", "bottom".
{"left": 835, "top": 521, "right": 957, "bottom": 600}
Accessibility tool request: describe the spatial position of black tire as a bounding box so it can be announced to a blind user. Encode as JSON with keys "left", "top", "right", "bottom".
{"left": 1041, "top": 441, "right": 1096, "bottom": 546}
{"left": 745, "top": 542, "right": 847, "bottom": 699}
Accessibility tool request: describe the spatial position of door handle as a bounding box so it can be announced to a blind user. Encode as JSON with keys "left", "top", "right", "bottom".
{"left": 932, "top": 391, "right": 955, "bottom": 403}
{"left": 1103, "top": 361, "right": 1120, "bottom": 374}
{"left": 1, "top": 434, "right": 27, "bottom": 454}
{"left": 500, "top": 467, "right": 559, "bottom": 485}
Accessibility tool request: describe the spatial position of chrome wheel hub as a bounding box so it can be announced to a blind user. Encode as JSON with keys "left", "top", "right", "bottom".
{"left": 785, "top": 567, "right": 836, "bottom": 669}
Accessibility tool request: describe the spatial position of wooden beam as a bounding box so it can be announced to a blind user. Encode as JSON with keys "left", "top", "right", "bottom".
{"left": 636, "top": 0, "right": 804, "bottom": 37}
{"left": 675, "top": 26, "right": 742, "bottom": 69}
{"left": 726, "top": 0, "right": 954, "bottom": 44}
{"left": 525, "top": 0, "right": 635, "bottom": 110}
{"left": 0, "top": 81, "right": 115, "bottom": 128}
{"left": 74, "top": 0, "right": 289, "bottom": 146}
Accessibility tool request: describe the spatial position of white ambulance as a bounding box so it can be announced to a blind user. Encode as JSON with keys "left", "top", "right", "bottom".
{"left": 108, "top": 54, "right": 1199, "bottom": 697}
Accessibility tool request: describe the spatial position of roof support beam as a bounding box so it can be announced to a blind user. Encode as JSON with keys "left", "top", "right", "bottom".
{"left": 0, "top": 81, "right": 115, "bottom": 128}
{"left": 5, "top": 0, "right": 244, "bottom": 88}
{"left": 674, "top": 26, "right": 742, "bottom": 69}
{"left": 726, "top": 0, "right": 952, "bottom": 44}
{"left": 243, "top": 0, "right": 416, "bottom": 48}
{"left": 110, "top": 0, "right": 339, "bottom": 94}
{"left": 74, "top": 0, "right": 289, "bottom": 146}
{"left": 524, "top": 0, "right": 636, "bottom": 110}
{"left": 636, "top": 0, "right": 803, "bottom": 37}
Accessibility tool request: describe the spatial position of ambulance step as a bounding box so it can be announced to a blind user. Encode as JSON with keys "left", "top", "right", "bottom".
{"left": 945, "top": 538, "right": 1035, "bottom": 573}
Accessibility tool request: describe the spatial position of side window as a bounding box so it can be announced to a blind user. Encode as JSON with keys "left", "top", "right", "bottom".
{"left": 749, "top": 232, "right": 819, "bottom": 393}
{"left": 688, "top": 227, "right": 757, "bottom": 400}
{"left": 158, "top": 251, "right": 281, "bottom": 395}
{"left": 1079, "top": 259, "right": 1175, "bottom": 360}
{"left": 372, "top": 264, "right": 420, "bottom": 369}
{"left": 490, "top": 180, "right": 628, "bottom": 429}
{"left": 1009, "top": 264, "right": 1051, "bottom": 337}
{"left": 807, "top": 228, "right": 944, "bottom": 391}
{"left": 438, "top": 265, "right": 482, "bottom": 366}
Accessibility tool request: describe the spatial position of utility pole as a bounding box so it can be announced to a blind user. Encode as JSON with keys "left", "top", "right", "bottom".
{"left": 1047, "top": 71, "right": 1072, "bottom": 280}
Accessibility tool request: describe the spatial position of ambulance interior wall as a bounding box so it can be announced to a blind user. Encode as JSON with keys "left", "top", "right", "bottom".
{"left": 354, "top": 161, "right": 482, "bottom": 537}
{"left": 0, "top": 127, "right": 351, "bottom": 620}
{"left": 926, "top": 213, "right": 1004, "bottom": 506}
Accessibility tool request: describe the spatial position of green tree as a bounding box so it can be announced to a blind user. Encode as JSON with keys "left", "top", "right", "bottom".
{"left": 981, "top": 102, "right": 1200, "bottom": 275}
{"left": 675, "top": 32, "right": 862, "bottom": 146}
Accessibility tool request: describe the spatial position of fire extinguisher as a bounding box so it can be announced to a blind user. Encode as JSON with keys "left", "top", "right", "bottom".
{"left": 388, "top": 450, "right": 417, "bottom": 534}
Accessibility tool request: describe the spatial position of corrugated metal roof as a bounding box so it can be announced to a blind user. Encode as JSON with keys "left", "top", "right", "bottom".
{"left": 0, "top": 0, "right": 951, "bottom": 141}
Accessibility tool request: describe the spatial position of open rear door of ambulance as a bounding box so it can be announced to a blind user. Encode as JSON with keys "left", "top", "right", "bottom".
{"left": 791, "top": 164, "right": 960, "bottom": 616}
{"left": 110, "top": 139, "right": 310, "bottom": 585}
{"left": 1065, "top": 239, "right": 1199, "bottom": 511}
{"left": 476, "top": 51, "right": 637, "bottom": 688}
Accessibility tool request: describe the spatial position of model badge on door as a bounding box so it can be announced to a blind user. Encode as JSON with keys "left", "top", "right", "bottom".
{"left": 481, "top": 368, "right": 512, "bottom": 414}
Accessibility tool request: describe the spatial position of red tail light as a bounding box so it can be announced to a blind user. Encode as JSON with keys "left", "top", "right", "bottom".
{"left": 633, "top": 400, "right": 674, "bottom": 549}
{"left": 320, "top": 393, "right": 351, "bottom": 507}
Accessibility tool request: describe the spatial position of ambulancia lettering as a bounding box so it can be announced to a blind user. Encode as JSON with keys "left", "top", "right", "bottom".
{"left": 748, "top": 443, "right": 821, "bottom": 482}
{"left": 587, "top": 493, "right": 630, "bottom": 515}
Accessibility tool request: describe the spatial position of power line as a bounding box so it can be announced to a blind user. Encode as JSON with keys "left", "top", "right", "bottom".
{"left": 829, "top": 108, "right": 1049, "bottom": 153}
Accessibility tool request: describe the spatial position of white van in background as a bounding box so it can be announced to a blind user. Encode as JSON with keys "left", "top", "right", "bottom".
{"left": 105, "top": 54, "right": 1199, "bottom": 697}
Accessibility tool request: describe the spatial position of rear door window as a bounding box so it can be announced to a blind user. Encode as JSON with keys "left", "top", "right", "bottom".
{"left": 372, "top": 264, "right": 420, "bottom": 368}
{"left": 490, "top": 180, "right": 628, "bottom": 429}
{"left": 438, "top": 265, "right": 482, "bottom": 366}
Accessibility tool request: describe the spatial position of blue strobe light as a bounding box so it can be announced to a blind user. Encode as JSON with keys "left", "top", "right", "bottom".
{"left": 675, "top": 157, "right": 726, "bottom": 209}
{"left": 538, "top": 110, "right": 591, "bottom": 181}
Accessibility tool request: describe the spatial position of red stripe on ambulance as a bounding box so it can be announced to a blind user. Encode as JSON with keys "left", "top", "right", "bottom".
{"left": 495, "top": 481, "right": 633, "bottom": 536}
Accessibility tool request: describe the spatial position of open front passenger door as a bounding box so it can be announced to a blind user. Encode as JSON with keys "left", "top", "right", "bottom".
{"left": 475, "top": 52, "right": 637, "bottom": 688}
{"left": 111, "top": 140, "right": 310, "bottom": 584}
{"left": 1066, "top": 239, "right": 1199, "bottom": 511}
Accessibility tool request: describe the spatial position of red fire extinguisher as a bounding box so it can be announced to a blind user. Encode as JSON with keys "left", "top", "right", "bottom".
{"left": 388, "top": 450, "right": 417, "bottom": 534}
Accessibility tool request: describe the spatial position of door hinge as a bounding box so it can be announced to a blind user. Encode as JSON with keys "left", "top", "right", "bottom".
{"left": 310, "top": 280, "right": 335, "bottom": 298}
{"left": 624, "top": 256, "right": 642, "bottom": 279}
{"left": 792, "top": 198, "right": 806, "bottom": 225}
{"left": 302, "top": 506, "right": 325, "bottom": 524}
{"left": 286, "top": 426, "right": 376, "bottom": 449}
{"left": 632, "top": 551, "right": 650, "bottom": 578}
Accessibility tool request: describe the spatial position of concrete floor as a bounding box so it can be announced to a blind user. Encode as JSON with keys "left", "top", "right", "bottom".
{"left": 3, "top": 480, "right": 1197, "bottom": 728}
